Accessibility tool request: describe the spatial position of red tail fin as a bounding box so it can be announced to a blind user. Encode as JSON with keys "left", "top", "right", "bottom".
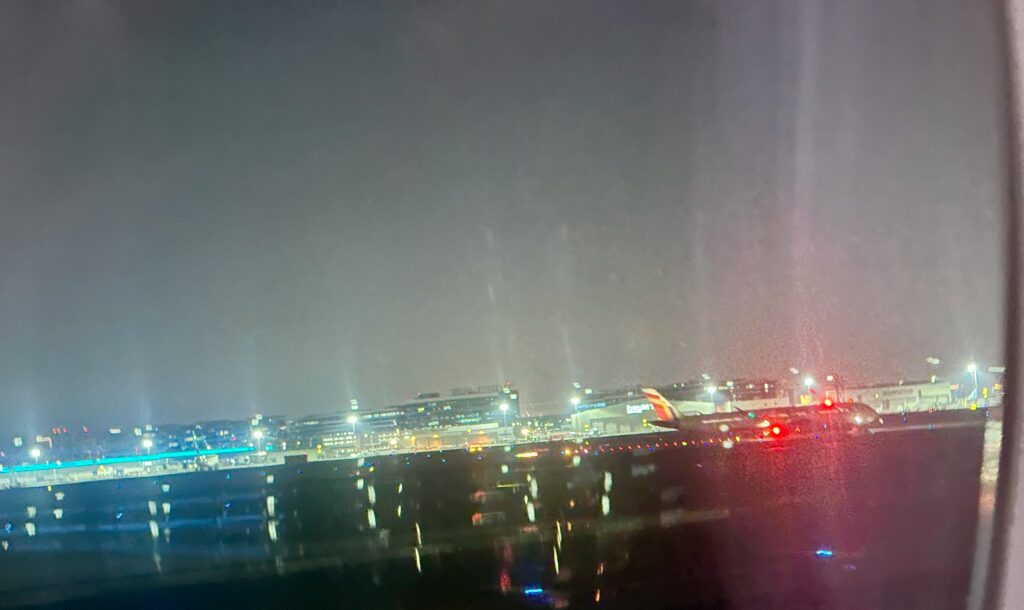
{"left": 641, "top": 388, "right": 679, "bottom": 422}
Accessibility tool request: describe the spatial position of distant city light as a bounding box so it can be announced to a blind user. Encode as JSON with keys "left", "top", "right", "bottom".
{"left": 251, "top": 430, "right": 264, "bottom": 441}
{"left": 29, "top": 447, "right": 41, "bottom": 460}
{"left": 570, "top": 396, "right": 581, "bottom": 407}
{"left": 141, "top": 438, "right": 154, "bottom": 450}
{"left": 499, "top": 402, "right": 510, "bottom": 412}
{"left": 803, "top": 376, "right": 815, "bottom": 388}
{"left": 789, "top": 367, "right": 800, "bottom": 375}
{"left": 705, "top": 386, "right": 716, "bottom": 397}
{"left": 967, "top": 362, "right": 978, "bottom": 374}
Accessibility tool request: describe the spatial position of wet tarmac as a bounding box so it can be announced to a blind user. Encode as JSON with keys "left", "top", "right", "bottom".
{"left": 0, "top": 414, "right": 993, "bottom": 609}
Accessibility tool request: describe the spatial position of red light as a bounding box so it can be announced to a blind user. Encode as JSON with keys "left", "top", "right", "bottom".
{"left": 771, "top": 426, "right": 782, "bottom": 436}
{"left": 823, "top": 398, "right": 833, "bottom": 408}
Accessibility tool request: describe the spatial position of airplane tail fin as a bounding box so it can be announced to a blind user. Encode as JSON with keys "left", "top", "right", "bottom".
{"left": 641, "top": 388, "right": 680, "bottom": 422}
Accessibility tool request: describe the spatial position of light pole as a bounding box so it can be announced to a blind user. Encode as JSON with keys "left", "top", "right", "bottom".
{"left": 704, "top": 385, "right": 717, "bottom": 413}
{"left": 347, "top": 415, "right": 359, "bottom": 454}
{"left": 967, "top": 363, "right": 979, "bottom": 404}
{"left": 29, "top": 447, "right": 40, "bottom": 464}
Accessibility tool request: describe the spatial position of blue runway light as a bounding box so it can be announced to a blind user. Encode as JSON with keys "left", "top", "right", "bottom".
{"left": 523, "top": 587, "right": 545, "bottom": 596}
{"left": 12, "top": 446, "right": 255, "bottom": 473}
{"left": 815, "top": 548, "right": 834, "bottom": 558}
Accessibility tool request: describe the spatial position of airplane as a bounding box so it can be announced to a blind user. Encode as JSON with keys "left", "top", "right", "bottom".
{"left": 640, "top": 387, "right": 881, "bottom": 438}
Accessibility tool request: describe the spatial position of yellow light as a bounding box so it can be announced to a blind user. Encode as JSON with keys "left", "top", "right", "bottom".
{"left": 515, "top": 451, "right": 539, "bottom": 459}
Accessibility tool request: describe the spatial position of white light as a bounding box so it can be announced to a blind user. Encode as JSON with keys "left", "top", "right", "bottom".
{"left": 347, "top": 415, "right": 358, "bottom": 425}
{"left": 854, "top": 415, "right": 864, "bottom": 425}
{"left": 29, "top": 447, "right": 41, "bottom": 460}
{"left": 499, "top": 402, "right": 509, "bottom": 412}
{"left": 803, "top": 376, "right": 815, "bottom": 388}
{"left": 141, "top": 438, "right": 154, "bottom": 449}
{"left": 789, "top": 367, "right": 800, "bottom": 375}
{"left": 705, "top": 386, "right": 716, "bottom": 396}
{"left": 967, "top": 363, "right": 978, "bottom": 374}
{"left": 570, "top": 396, "right": 581, "bottom": 407}
{"left": 251, "top": 430, "right": 263, "bottom": 441}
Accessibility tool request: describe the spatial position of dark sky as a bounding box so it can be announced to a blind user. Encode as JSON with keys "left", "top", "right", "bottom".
{"left": 0, "top": 0, "right": 1006, "bottom": 430}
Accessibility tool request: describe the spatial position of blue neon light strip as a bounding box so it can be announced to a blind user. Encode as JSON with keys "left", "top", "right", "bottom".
{"left": 11, "top": 446, "right": 255, "bottom": 473}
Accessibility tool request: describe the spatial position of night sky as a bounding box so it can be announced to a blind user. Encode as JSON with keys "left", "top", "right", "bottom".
{"left": 0, "top": 0, "right": 1006, "bottom": 430}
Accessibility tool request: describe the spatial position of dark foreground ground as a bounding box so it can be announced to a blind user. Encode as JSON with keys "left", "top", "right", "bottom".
{"left": 0, "top": 410, "right": 995, "bottom": 609}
